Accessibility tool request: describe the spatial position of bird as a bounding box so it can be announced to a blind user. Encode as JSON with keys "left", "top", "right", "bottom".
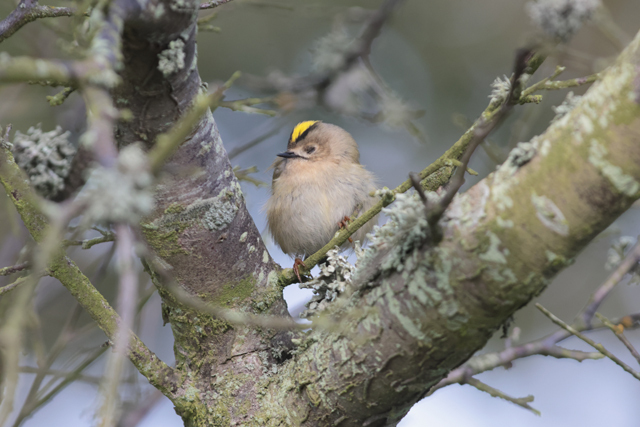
{"left": 266, "top": 120, "right": 378, "bottom": 280}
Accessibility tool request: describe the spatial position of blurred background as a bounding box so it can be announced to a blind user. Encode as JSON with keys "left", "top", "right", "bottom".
{"left": 1, "top": 0, "right": 640, "bottom": 426}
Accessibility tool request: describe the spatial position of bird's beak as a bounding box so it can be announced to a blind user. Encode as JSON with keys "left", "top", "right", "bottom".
{"left": 277, "top": 151, "right": 300, "bottom": 159}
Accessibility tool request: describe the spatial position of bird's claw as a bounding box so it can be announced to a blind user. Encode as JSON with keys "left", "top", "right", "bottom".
{"left": 338, "top": 216, "right": 354, "bottom": 243}
{"left": 338, "top": 215, "right": 351, "bottom": 229}
{"left": 293, "top": 258, "right": 306, "bottom": 282}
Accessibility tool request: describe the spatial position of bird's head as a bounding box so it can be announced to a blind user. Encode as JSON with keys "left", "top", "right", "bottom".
{"left": 276, "top": 121, "right": 360, "bottom": 165}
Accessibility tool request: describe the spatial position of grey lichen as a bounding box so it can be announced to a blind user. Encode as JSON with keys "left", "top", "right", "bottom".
{"left": 531, "top": 191, "right": 569, "bottom": 236}
{"left": 508, "top": 141, "right": 537, "bottom": 168}
{"left": 377, "top": 91, "right": 420, "bottom": 130}
{"left": 489, "top": 75, "right": 511, "bottom": 104}
{"left": 79, "top": 144, "right": 155, "bottom": 225}
{"left": 479, "top": 231, "right": 508, "bottom": 264}
{"left": 158, "top": 39, "right": 186, "bottom": 77}
{"left": 526, "top": 0, "right": 601, "bottom": 41}
{"left": 12, "top": 124, "right": 76, "bottom": 199}
{"left": 551, "top": 91, "right": 583, "bottom": 123}
{"left": 202, "top": 194, "right": 238, "bottom": 231}
{"left": 299, "top": 248, "right": 355, "bottom": 318}
{"left": 588, "top": 140, "right": 640, "bottom": 197}
{"left": 312, "top": 28, "right": 353, "bottom": 73}
{"left": 153, "top": 183, "right": 240, "bottom": 232}
{"left": 324, "top": 64, "right": 375, "bottom": 116}
{"left": 489, "top": 141, "right": 539, "bottom": 211}
{"left": 604, "top": 236, "right": 636, "bottom": 270}
{"left": 356, "top": 192, "right": 432, "bottom": 276}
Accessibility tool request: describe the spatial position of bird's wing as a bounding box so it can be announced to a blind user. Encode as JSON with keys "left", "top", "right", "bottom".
{"left": 270, "top": 158, "right": 285, "bottom": 184}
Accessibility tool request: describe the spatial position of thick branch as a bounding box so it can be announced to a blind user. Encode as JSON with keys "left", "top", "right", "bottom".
{"left": 269, "top": 29, "right": 640, "bottom": 425}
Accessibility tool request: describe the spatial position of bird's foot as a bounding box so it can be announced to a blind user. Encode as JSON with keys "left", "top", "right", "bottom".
{"left": 293, "top": 258, "right": 306, "bottom": 282}
{"left": 338, "top": 216, "right": 354, "bottom": 243}
{"left": 338, "top": 215, "right": 351, "bottom": 229}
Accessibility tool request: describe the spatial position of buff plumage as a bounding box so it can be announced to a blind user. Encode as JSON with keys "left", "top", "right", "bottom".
{"left": 266, "top": 121, "right": 377, "bottom": 259}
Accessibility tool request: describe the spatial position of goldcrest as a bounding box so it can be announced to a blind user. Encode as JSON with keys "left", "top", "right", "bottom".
{"left": 266, "top": 121, "right": 377, "bottom": 259}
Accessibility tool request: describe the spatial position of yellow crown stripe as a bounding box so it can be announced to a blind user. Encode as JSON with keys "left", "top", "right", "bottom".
{"left": 290, "top": 120, "right": 319, "bottom": 143}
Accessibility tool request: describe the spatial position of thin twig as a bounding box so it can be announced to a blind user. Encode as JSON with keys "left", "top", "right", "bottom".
{"left": 521, "top": 65, "right": 566, "bottom": 97}
{"left": 427, "top": 314, "right": 638, "bottom": 395}
{"left": 596, "top": 313, "right": 640, "bottom": 366}
{"left": 148, "top": 254, "right": 307, "bottom": 330}
{"left": 227, "top": 119, "right": 287, "bottom": 160}
{"left": 464, "top": 377, "right": 540, "bottom": 416}
{"left": 12, "top": 304, "right": 93, "bottom": 426}
{"left": 409, "top": 172, "right": 428, "bottom": 204}
{"left": 120, "top": 389, "right": 165, "bottom": 427}
{"left": 581, "top": 239, "right": 640, "bottom": 326}
{"left": 0, "top": 277, "right": 37, "bottom": 425}
{"left": 63, "top": 232, "right": 115, "bottom": 249}
{"left": 521, "top": 68, "right": 600, "bottom": 98}
{"left": 537, "top": 304, "right": 640, "bottom": 381}
{"left": 0, "top": 261, "right": 29, "bottom": 276}
{"left": 96, "top": 225, "right": 140, "bottom": 427}
{"left": 18, "top": 347, "right": 108, "bottom": 425}
{"left": 0, "top": 0, "right": 82, "bottom": 44}
{"left": 47, "top": 86, "right": 76, "bottom": 106}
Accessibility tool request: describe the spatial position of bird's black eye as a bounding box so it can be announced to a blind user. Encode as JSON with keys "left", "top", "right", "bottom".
{"left": 305, "top": 146, "right": 316, "bottom": 154}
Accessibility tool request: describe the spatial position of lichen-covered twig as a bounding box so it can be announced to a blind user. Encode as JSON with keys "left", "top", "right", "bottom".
{"left": 0, "top": 276, "right": 32, "bottom": 296}
{"left": 0, "top": 261, "right": 29, "bottom": 276}
{"left": 63, "top": 232, "right": 115, "bottom": 250}
{"left": 0, "top": 55, "right": 78, "bottom": 86}
{"left": 47, "top": 87, "right": 76, "bottom": 106}
{"left": 521, "top": 66, "right": 600, "bottom": 98}
{"left": 521, "top": 65, "right": 567, "bottom": 97}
